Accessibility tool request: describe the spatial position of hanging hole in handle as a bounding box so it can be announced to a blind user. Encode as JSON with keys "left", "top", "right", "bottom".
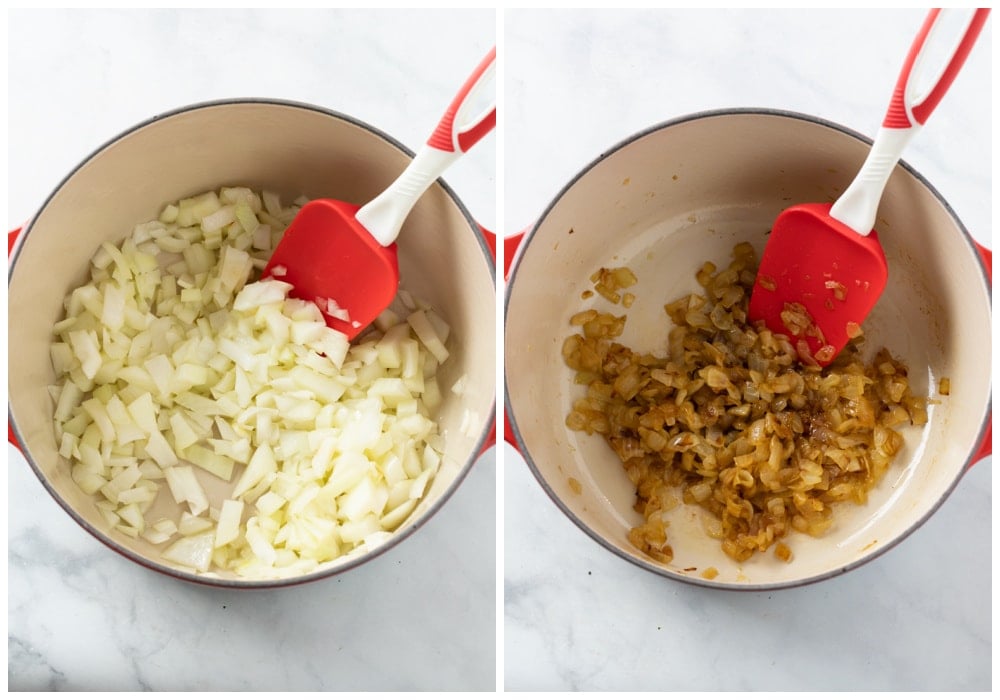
{"left": 455, "top": 61, "right": 496, "bottom": 134}
{"left": 908, "top": 8, "right": 990, "bottom": 124}
{"left": 906, "top": 9, "right": 951, "bottom": 106}
{"left": 456, "top": 108, "right": 496, "bottom": 154}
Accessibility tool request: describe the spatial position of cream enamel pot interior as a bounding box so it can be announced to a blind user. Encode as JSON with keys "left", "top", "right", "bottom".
{"left": 8, "top": 99, "right": 496, "bottom": 588}
{"left": 504, "top": 109, "right": 991, "bottom": 590}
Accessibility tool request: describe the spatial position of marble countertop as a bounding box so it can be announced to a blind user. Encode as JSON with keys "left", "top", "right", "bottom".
{"left": 7, "top": 8, "right": 496, "bottom": 692}
{"left": 503, "top": 8, "right": 991, "bottom": 692}
{"left": 6, "top": 8, "right": 994, "bottom": 694}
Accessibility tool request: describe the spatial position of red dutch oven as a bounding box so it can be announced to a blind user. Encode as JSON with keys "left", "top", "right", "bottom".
{"left": 8, "top": 99, "right": 497, "bottom": 587}
{"left": 504, "top": 109, "right": 991, "bottom": 589}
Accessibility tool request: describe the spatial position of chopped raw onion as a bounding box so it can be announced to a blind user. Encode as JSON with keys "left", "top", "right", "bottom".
{"left": 50, "top": 187, "right": 454, "bottom": 578}
{"left": 319, "top": 296, "right": 351, "bottom": 323}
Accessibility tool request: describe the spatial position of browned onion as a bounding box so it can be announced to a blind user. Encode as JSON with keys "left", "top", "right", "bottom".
{"left": 563, "top": 243, "right": 929, "bottom": 564}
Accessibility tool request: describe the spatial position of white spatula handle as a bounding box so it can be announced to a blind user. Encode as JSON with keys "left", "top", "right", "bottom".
{"left": 357, "top": 46, "right": 497, "bottom": 247}
{"left": 829, "top": 8, "right": 989, "bottom": 236}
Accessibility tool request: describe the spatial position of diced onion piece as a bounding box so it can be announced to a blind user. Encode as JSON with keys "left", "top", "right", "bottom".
{"left": 409, "top": 467, "right": 434, "bottom": 501}
{"left": 215, "top": 499, "right": 244, "bottom": 547}
{"left": 101, "top": 283, "right": 127, "bottom": 332}
{"left": 200, "top": 205, "right": 236, "bottom": 233}
{"left": 145, "top": 429, "right": 179, "bottom": 468}
{"left": 232, "top": 443, "right": 277, "bottom": 500}
{"left": 339, "top": 514, "right": 380, "bottom": 545}
{"left": 320, "top": 297, "right": 351, "bottom": 323}
{"left": 183, "top": 443, "right": 236, "bottom": 481}
{"left": 168, "top": 412, "right": 200, "bottom": 452}
{"left": 162, "top": 532, "right": 215, "bottom": 572}
{"left": 234, "top": 201, "right": 259, "bottom": 235}
{"left": 164, "top": 466, "right": 209, "bottom": 516}
{"left": 127, "top": 392, "right": 159, "bottom": 434}
{"left": 244, "top": 516, "right": 277, "bottom": 566}
{"left": 379, "top": 498, "right": 418, "bottom": 530}
{"left": 407, "top": 309, "right": 449, "bottom": 364}
{"left": 178, "top": 511, "right": 214, "bottom": 536}
{"left": 398, "top": 289, "right": 416, "bottom": 310}
{"left": 233, "top": 278, "right": 293, "bottom": 311}
{"left": 159, "top": 203, "right": 180, "bottom": 224}
{"left": 117, "top": 502, "right": 145, "bottom": 532}
{"left": 262, "top": 190, "right": 283, "bottom": 217}
{"left": 68, "top": 329, "right": 102, "bottom": 380}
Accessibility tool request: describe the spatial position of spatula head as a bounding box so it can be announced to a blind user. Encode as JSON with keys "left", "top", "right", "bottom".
{"left": 262, "top": 198, "right": 400, "bottom": 340}
{"left": 748, "top": 202, "right": 888, "bottom": 366}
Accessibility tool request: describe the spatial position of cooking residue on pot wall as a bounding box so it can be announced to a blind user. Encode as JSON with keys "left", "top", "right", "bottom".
{"left": 561, "top": 242, "right": 932, "bottom": 565}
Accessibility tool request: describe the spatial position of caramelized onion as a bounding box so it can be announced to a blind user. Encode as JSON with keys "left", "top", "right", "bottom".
{"left": 563, "top": 243, "right": 928, "bottom": 564}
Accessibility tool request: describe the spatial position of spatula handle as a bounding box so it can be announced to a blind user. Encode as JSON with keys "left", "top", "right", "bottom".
{"left": 357, "top": 47, "right": 496, "bottom": 247}
{"left": 428, "top": 46, "right": 497, "bottom": 154}
{"left": 829, "top": 8, "right": 989, "bottom": 236}
{"left": 884, "top": 8, "right": 991, "bottom": 128}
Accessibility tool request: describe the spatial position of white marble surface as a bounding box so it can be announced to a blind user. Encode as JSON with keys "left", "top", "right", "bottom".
{"left": 503, "top": 8, "right": 991, "bottom": 692}
{"left": 7, "top": 8, "right": 496, "bottom": 692}
{"left": 6, "top": 8, "right": 995, "bottom": 694}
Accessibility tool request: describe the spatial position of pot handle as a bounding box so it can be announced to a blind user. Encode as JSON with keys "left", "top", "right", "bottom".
{"left": 969, "top": 423, "right": 991, "bottom": 467}
{"left": 967, "top": 240, "right": 991, "bottom": 468}
{"left": 502, "top": 230, "right": 526, "bottom": 451}
{"left": 8, "top": 227, "right": 24, "bottom": 450}
{"left": 9, "top": 226, "right": 22, "bottom": 255}
{"left": 482, "top": 229, "right": 525, "bottom": 281}
{"left": 479, "top": 227, "right": 527, "bottom": 453}
{"left": 481, "top": 228, "right": 529, "bottom": 453}
{"left": 973, "top": 240, "right": 991, "bottom": 280}
{"left": 479, "top": 225, "right": 499, "bottom": 454}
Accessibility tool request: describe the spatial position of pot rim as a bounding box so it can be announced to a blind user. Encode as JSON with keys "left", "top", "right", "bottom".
{"left": 8, "top": 96, "right": 497, "bottom": 589}
{"left": 503, "top": 106, "right": 992, "bottom": 591}
{"left": 9, "top": 97, "right": 498, "bottom": 281}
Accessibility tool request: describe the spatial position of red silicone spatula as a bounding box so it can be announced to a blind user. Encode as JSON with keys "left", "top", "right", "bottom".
{"left": 748, "top": 9, "right": 989, "bottom": 366}
{"left": 263, "top": 46, "right": 496, "bottom": 339}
